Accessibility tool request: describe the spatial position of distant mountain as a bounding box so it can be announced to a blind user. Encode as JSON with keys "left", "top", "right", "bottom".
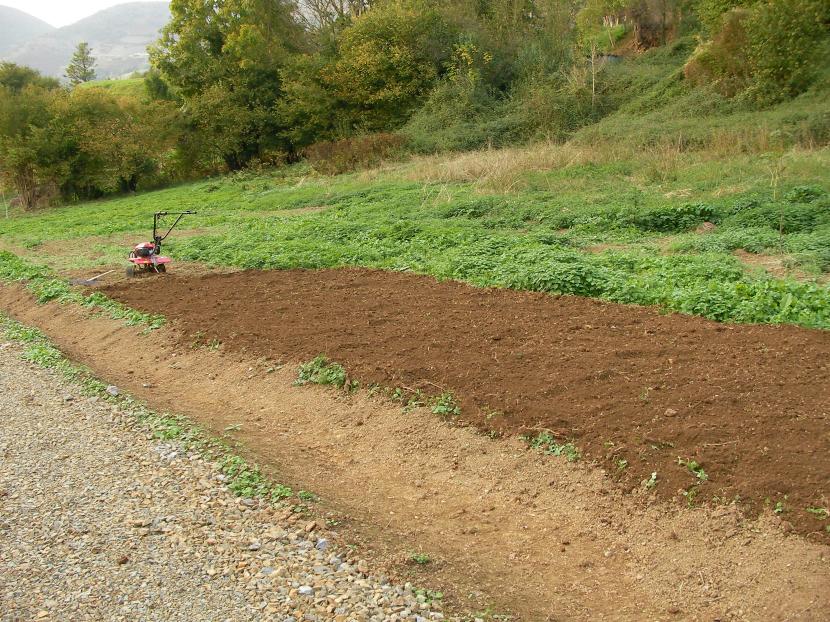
{"left": 0, "top": 6, "right": 55, "bottom": 57}
{"left": 2, "top": 2, "right": 170, "bottom": 79}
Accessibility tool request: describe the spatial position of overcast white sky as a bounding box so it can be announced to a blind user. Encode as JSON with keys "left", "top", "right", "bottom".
{"left": 4, "top": 1, "right": 164, "bottom": 28}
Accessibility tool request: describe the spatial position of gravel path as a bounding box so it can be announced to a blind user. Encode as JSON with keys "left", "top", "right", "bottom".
{"left": 0, "top": 339, "right": 456, "bottom": 622}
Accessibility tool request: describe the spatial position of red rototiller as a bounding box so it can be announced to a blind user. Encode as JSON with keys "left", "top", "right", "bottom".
{"left": 126, "top": 211, "right": 196, "bottom": 277}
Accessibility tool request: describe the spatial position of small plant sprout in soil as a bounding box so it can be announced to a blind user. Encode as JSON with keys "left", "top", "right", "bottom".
{"left": 677, "top": 457, "right": 709, "bottom": 482}
{"left": 431, "top": 392, "right": 461, "bottom": 417}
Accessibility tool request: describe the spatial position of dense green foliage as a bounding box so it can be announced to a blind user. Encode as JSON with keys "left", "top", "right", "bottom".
{"left": 0, "top": 62, "right": 59, "bottom": 92}
{"left": 0, "top": 63, "right": 181, "bottom": 208}
{"left": 150, "top": 0, "right": 303, "bottom": 169}
{"left": 686, "top": 0, "right": 829, "bottom": 102}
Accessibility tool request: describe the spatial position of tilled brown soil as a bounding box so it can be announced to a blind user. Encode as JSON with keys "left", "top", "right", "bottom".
{"left": 5, "top": 281, "right": 830, "bottom": 620}
{"left": 104, "top": 268, "right": 830, "bottom": 539}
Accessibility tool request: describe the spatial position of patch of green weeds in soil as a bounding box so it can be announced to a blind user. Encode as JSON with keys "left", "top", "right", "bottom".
{"left": 295, "top": 355, "right": 347, "bottom": 388}
{"left": 643, "top": 472, "right": 658, "bottom": 489}
{"left": 766, "top": 496, "right": 789, "bottom": 515}
{"left": 415, "top": 588, "right": 443, "bottom": 605}
{"left": 525, "top": 432, "right": 581, "bottom": 462}
{"left": 677, "top": 457, "right": 709, "bottom": 482}
{"left": 431, "top": 392, "right": 461, "bottom": 417}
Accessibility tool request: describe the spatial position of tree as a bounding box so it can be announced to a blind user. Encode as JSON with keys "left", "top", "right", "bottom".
{"left": 150, "top": 0, "right": 304, "bottom": 168}
{"left": 0, "top": 85, "right": 66, "bottom": 209}
{"left": 0, "top": 62, "right": 60, "bottom": 93}
{"left": 322, "top": 1, "right": 457, "bottom": 131}
{"left": 65, "top": 42, "right": 96, "bottom": 85}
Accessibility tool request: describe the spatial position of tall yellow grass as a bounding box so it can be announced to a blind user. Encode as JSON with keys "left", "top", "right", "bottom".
{"left": 399, "top": 125, "right": 821, "bottom": 193}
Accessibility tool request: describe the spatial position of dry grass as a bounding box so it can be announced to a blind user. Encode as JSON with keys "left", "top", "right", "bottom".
{"left": 402, "top": 131, "right": 811, "bottom": 192}
{"left": 396, "top": 124, "right": 827, "bottom": 195}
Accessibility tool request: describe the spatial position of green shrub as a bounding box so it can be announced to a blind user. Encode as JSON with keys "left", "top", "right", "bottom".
{"left": 629, "top": 203, "right": 721, "bottom": 232}
{"left": 684, "top": 9, "right": 752, "bottom": 97}
{"left": 744, "top": 0, "right": 830, "bottom": 103}
{"left": 722, "top": 200, "right": 830, "bottom": 233}
{"left": 295, "top": 355, "right": 347, "bottom": 388}
{"left": 323, "top": 2, "right": 457, "bottom": 131}
{"left": 785, "top": 185, "right": 826, "bottom": 204}
{"left": 696, "top": 0, "right": 760, "bottom": 35}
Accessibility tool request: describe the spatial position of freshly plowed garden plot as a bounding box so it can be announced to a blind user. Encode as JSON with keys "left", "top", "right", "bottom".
{"left": 104, "top": 268, "right": 830, "bottom": 539}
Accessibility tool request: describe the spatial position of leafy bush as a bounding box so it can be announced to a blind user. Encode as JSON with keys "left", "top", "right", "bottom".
{"left": 323, "top": 2, "right": 457, "bottom": 131}
{"left": 785, "top": 185, "right": 826, "bottom": 204}
{"left": 686, "top": 0, "right": 828, "bottom": 103}
{"left": 684, "top": 9, "right": 752, "bottom": 97}
{"left": 628, "top": 203, "right": 720, "bottom": 232}
{"left": 695, "top": 0, "right": 761, "bottom": 34}
{"left": 722, "top": 200, "right": 830, "bottom": 233}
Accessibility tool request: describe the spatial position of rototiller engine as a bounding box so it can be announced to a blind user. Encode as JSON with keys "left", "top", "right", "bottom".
{"left": 126, "top": 211, "right": 196, "bottom": 277}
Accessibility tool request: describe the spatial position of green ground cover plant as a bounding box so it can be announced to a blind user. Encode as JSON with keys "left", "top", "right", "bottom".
{"left": 1, "top": 144, "right": 828, "bottom": 331}
{"left": 295, "top": 355, "right": 348, "bottom": 388}
{"left": 525, "top": 432, "right": 582, "bottom": 462}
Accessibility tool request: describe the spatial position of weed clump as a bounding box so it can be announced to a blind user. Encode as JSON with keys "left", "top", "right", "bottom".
{"left": 525, "top": 432, "right": 581, "bottom": 462}
{"left": 431, "top": 392, "right": 461, "bottom": 417}
{"left": 295, "top": 355, "right": 347, "bottom": 388}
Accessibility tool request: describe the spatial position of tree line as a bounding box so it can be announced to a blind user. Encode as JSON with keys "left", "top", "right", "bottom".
{"left": 1, "top": 0, "right": 827, "bottom": 208}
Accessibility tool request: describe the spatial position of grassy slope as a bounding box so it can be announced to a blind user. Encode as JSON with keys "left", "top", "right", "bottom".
{"left": 2, "top": 140, "right": 829, "bottom": 328}
{"left": 77, "top": 77, "right": 146, "bottom": 100}
{"left": 574, "top": 37, "right": 830, "bottom": 149}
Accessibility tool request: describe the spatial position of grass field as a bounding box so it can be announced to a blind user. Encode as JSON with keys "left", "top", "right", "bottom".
{"left": 1, "top": 141, "right": 829, "bottom": 329}
{"left": 76, "top": 77, "right": 147, "bottom": 100}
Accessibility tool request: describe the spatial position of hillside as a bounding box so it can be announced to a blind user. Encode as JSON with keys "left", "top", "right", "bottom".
{"left": 77, "top": 77, "right": 147, "bottom": 99}
{"left": 0, "top": 6, "right": 54, "bottom": 57}
{"left": 3, "top": 2, "right": 170, "bottom": 79}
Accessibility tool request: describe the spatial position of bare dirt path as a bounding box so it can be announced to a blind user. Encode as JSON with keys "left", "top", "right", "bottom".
{"left": 2, "top": 283, "right": 828, "bottom": 621}
{"left": 0, "top": 334, "right": 453, "bottom": 622}
{"left": 103, "top": 268, "right": 830, "bottom": 540}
